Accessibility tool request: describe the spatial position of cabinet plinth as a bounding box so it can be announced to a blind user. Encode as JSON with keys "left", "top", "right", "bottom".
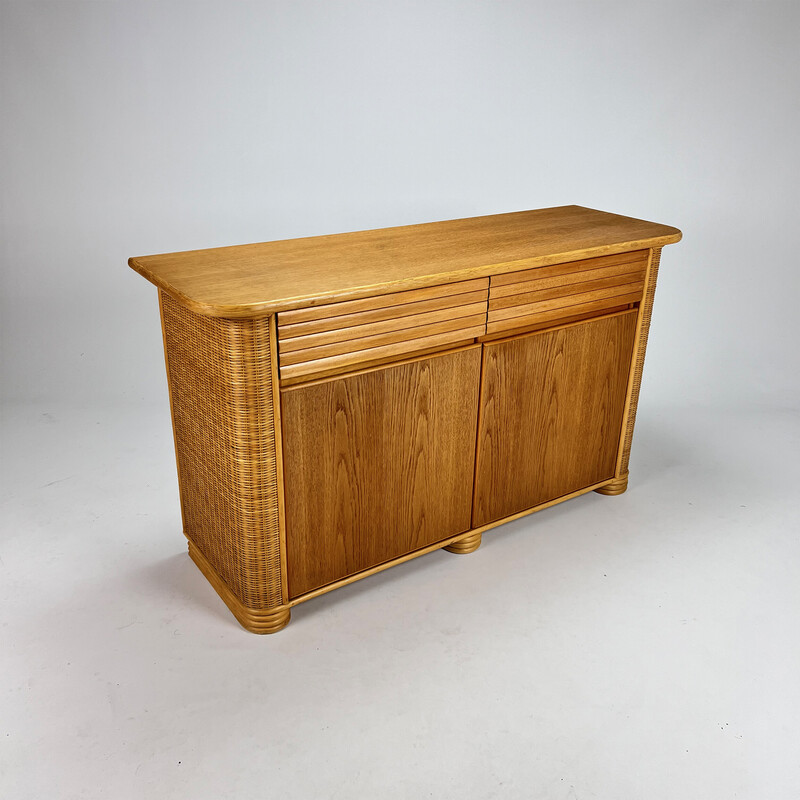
{"left": 131, "top": 206, "right": 680, "bottom": 633}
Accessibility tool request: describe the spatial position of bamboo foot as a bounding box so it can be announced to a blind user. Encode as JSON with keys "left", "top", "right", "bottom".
{"left": 595, "top": 474, "right": 629, "bottom": 496}
{"left": 444, "top": 531, "right": 482, "bottom": 554}
{"left": 188, "top": 541, "right": 291, "bottom": 633}
{"left": 239, "top": 605, "right": 291, "bottom": 635}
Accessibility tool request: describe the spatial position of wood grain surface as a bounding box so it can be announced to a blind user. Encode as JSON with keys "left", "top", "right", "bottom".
{"left": 488, "top": 283, "right": 644, "bottom": 323}
{"left": 277, "top": 278, "right": 489, "bottom": 380}
{"left": 279, "top": 313, "right": 487, "bottom": 367}
{"left": 277, "top": 291, "right": 489, "bottom": 340}
{"left": 277, "top": 278, "right": 488, "bottom": 325}
{"left": 281, "top": 347, "right": 482, "bottom": 597}
{"left": 486, "top": 250, "right": 647, "bottom": 335}
{"left": 129, "top": 207, "right": 680, "bottom": 317}
{"left": 472, "top": 310, "right": 638, "bottom": 527}
{"left": 277, "top": 300, "right": 488, "bottom": 353}
{"left": 489, "top": 250, "right": 647, "bottom": 287}
{"left": 485, "top": 297, "right": 640, "bottom": 337}
{"left": 278, "top": 327, "right": 485, "bottom": 383}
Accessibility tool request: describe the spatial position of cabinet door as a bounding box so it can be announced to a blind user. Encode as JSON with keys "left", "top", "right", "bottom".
{"left": 473, "top": 310, "right": 637, "bottom": 527}
{"left": 281, "top": 347, "right": 481, "bottom": 598}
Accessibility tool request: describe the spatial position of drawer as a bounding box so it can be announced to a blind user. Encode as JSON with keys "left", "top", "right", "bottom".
{"left": 277, "top": 278, "right": 489, "bottom": 381}
{"left": 486, "top": 250, "right": 648, "bottom": 336}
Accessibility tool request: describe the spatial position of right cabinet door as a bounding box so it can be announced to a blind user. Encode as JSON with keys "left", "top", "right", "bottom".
{"left": 473, "top": 310, "right": 638, "bottom": 527}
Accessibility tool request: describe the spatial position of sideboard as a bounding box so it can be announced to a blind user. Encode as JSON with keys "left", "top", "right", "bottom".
{"left": 129, "top": 206, "right": 681, "bottom": 633}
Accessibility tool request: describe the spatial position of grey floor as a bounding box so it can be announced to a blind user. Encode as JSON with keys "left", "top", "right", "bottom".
{"left": 2, "top": 401, "right": 798, "bottom": 799}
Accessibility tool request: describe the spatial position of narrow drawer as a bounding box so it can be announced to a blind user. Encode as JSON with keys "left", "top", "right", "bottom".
{"left": 486, "top": 250, "right": 647, "bottom": 336}
{"left": 277, "top": 279, "right": 489, "bottom": 381}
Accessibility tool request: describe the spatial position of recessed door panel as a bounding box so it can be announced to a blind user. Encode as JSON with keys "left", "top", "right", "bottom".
{"left": 282, "top": 347, "right": 482, "bottom": 598}
{"left": 473, "top": 311, "right": 637, "bottom": 527}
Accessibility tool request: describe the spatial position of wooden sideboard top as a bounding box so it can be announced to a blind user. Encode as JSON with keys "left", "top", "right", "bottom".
{"left": 129, "top": 205, "right": 681, "bottom": 318}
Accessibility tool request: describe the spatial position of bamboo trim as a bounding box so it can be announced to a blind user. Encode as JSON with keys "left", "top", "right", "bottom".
{"left": 595, "top": 475, "right": 628, "bottom": 496}
{"left": 444, "top": 531, "right": 482, "bottom": 554}
{"left": 614, "top": 246, "right": 663, "bottom": 480}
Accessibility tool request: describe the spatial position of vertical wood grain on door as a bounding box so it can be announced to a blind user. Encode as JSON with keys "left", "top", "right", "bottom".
{"left": 281, "top": 347, "right": 482, "bottom": 598}
{"left": 473, "top": 311, "right": 638, "bottom": 527}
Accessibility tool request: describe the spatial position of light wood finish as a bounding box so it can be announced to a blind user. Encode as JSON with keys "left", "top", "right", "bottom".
{"left": 276, "top": 278, "right": 488, "bottom": 381}
{"left": 130, "top": 207, "right": 680, "bottom": 318}
{"left": 288, "top": 477, "right": 616, "bottom": 607}
{"left": 473, "top": 310, "right": 638, "bottom": 527}
{"left": 195, "top": 475, "right": 616, "bottom": 626}
{"left": 486, "top": 251, "right": 647, "bottom": 336}
{"left": 595, "top": 475, "right": 629, "bottom": 496}
{"left": 479, "top": 303, "right": 633, "bottom": 343}
{"left": 159, "top": 292, "right": 286, "bottom": 611}
{"left": 278, "top": 301, "right": 488, "bottom": 353}
{"left": 489, "top": 285, "right": 644, "bottom": 324}
{"left": 188, "top": 541, "right": 290, "bottom": 634}
{"left": 279, "top": 327, "right": 485, "bottom": 383}
{"left": 490, "top": 250, "right": 648, "bottom": 288}
{"left": 488, "top": 272, "right": 644, "bottom": 311}
{"left": 443, "top": 531, "right": 482, "bottom": 554}
{"left": 278, "top": 314, "right": 486, "bottom": 367}
{"left": 278, "top": 278, "right": 488, "bottom": 326}
{"left": 132, "top": 208, "right": 680, "bottom": 633}
{"left": 596, "top": 246, "right": 664, "bottom": 495}
{"left": 281, "top": 346, "right": 482, "bottom": 598}
{"left": 279, "top": 342, "right": 481, "bottom": 390}
{"left": 485, "top": 297, "right": 638, "bottom": 337}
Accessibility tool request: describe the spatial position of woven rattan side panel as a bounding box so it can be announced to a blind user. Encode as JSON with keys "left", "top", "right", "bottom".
{"left": 617, "top": 246, "right": 662, "bottom": 477}
{"left": 160, "top": 291, "right": 284, "bottom": 610}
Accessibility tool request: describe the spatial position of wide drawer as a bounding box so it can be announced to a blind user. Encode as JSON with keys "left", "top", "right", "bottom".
{"left": 486, "top": 250, "right": 648, "bottom": 336}
{"left": 277, "top": 278, "right": 489, "bottom": 381}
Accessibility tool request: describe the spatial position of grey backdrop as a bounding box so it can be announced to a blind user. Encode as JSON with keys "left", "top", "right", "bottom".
{"left": 4, "top": 4, "right": 800, "bottom": 799}
{"left": 2, "top": 0, "right": 799, "bottom": 410}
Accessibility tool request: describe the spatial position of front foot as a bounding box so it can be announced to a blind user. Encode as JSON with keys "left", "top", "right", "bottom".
{"left": 240, "top": 605, "right": 291, "bottom": 635}
{"left": 188, "top": 540, "right": 291, "bottom": 633}
{"left": 444, "top": 531, "right": 482, "bottom": 554}
{"left": 595, "top": 474, "right": 629, "bottom": 496}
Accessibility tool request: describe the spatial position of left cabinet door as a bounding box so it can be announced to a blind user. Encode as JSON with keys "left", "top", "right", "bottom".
{"left": 280, "top": 346, "right": 482, "bottom": 598}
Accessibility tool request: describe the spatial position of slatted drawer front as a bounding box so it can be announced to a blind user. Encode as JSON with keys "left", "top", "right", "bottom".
{"left": 277, "top": 278, "right": 489, "bottom": 381}
{"left": 487, "top": 250, "right": 648, "bottom": 336}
